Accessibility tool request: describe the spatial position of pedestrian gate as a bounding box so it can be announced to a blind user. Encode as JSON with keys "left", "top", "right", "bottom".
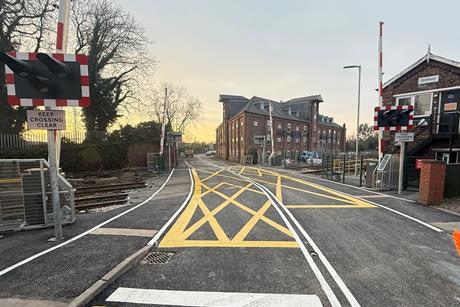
{"left": 0, "top": 159, "right": 75, "bottom": 231}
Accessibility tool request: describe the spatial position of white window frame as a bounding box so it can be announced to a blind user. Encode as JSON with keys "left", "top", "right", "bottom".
{"left": 395, "top": 92, "right": 433, "bottom": 118}
{"left": 254, "top": 121, "right": 258, "bottom": 127}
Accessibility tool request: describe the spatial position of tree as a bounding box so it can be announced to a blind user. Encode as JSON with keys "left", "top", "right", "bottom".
{"left": 148, "top": 83, "right": 202, "bottom": 134}
{"left": 0, "top": 0, "right": 55, "bottom": 133}
{"left": 71, "top": 0, "right": 153, "bottom": 132}
{"left": 345, "top": 123, "right": 378, "bottom": 152}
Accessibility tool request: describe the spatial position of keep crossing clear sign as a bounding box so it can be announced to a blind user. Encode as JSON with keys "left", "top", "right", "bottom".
{"left": 27, "top": 110, "right": 66, "bottom": 130}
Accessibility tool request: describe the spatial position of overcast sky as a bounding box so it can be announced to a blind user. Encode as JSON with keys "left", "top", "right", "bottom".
{"left": 120, "top": 0, "right": 460, "bottom": 142}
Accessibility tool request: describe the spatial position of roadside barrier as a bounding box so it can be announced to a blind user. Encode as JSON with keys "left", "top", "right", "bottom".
{"left": 0, "top": 159, "right": 75, "bottom": 231}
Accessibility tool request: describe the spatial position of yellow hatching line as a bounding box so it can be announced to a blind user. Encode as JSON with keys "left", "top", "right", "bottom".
{"left": 197, "top": 198, "right": 229, "bottom": 242}
{"left": 286, "top": 204, "right": 375, "bottom": 208}
{"left": 276, "top": 175, "right": 282, "bottom": 202}
{"left": 238, "top": 166, "right": 246, "bottom": 175}
{"left": 251, "top": 177, "right": 357, "bottom": 205}
{"left": 200, "top": 169, "right": 223, "bottom": 182}
{"left": 220, "top": 182, "right": 265, "bottom": 195}
{"left": 197, "top": 169, "right": 242, "bottom": 182}
{"left": 232, "top": 200, "right": 271, "bottom": 241}
{"left": 160, "top": 169, "right": 203, "bottom": 242}
{"left": 0, "top": 178, "right": 21, "bottom": 184}
{"left": 160, "top": 240, "right": 299, "bottom": 248}
{"left": 206, "top": 186, "right": 293, "bottom": 238}
{"left": 179, "top": 183, "right": 252, "bottom": 240}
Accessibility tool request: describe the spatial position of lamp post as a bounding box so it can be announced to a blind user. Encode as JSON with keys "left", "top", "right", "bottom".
{"left": 343, "top": 65, "right": 361, "bottom": 176}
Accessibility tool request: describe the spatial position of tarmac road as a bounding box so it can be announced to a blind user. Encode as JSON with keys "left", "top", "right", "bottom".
{"left": 93, "top": 157, "right": 460, "bottom": 307}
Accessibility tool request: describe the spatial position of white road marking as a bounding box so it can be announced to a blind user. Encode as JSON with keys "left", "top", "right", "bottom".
{"left": 107, "top": 288, "right": 323, "bottom": 307}
{"left": 90, "top": 227, "right": 157, "bottom": 237}
{"left": 260, "top": 167, "right": 443, "bottom": 233}
{"left": 0, "top": 170, "right": 176, "bottom": 277}
{"left": 256, "top": 183, "right": 361, "bottom": 307}
{"left": 194, "top": 159, "right": 343, "bottom": 307}
{"left": 147, "top": 168, "right": 194, "bottom": 246}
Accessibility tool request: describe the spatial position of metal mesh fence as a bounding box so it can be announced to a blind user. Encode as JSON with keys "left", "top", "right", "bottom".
{"left": 0, "top": 159, "right": 75, "bottom": 231}
{"left": 0, "top": 131, "right": 107, "bottom": 150}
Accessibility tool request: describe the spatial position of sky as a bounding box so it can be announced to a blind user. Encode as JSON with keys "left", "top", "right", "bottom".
{"left": 119, "top": 0, "right": 460, "bottom": 142}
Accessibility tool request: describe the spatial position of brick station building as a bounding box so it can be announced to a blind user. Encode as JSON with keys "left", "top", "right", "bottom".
{"left": 215, "top": 95, "right": 346, "bottom": 162}
{"left": 381, "top": 50, "right": 460, "bottom": 187}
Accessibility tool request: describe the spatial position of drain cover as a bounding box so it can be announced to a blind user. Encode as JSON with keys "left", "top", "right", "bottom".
{"left": 141, "top": 251, "right": 175, "bottom": 264}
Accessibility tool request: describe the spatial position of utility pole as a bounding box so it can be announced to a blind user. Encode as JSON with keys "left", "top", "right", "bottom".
{"left": 343, "top": 65, "right": 361, "bottom": 176}
{"left": 160, "top": 87, "right": 167, "bottom": 155}
{"left": 268, "top": 101, "right": 275, "bottom": 165}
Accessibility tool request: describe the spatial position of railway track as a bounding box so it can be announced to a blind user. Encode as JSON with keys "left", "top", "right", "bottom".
{"left": 75, "top": 181, "right": 147, "bottom": 210}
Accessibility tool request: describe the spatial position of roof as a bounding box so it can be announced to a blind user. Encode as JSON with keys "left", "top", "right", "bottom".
{"left": 218, "top": 94, "right": 343, "bottom": 128}
{"left": 383, "top": 51, "right": 460, "bottom": 89}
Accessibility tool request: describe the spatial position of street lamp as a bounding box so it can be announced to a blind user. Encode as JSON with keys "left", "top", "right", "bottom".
{"left": 343, "top": 65, "right": 361, "bottom": 176}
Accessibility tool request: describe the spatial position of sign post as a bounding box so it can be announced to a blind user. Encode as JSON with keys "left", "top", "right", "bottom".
{"left": 395, "top": 132, "right": 414, "bottom": 195}
{"left": 27, "top": 110, "right": 67, "bottom": 240}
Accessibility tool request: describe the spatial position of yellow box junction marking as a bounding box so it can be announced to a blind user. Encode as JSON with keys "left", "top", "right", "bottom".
{"left": 160, "top": 169, "right": 298, "bottom": 248}
{"left": 238, "top": 167, "right": 376, "bottom": 209}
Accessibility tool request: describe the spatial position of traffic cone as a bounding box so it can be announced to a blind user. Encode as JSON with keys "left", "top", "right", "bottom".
{"left": 454, "top": 229, "right": 460, "bottom": 256}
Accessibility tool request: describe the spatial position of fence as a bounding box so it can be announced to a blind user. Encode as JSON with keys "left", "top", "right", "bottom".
{"left": 321, "top": 153, "right": 377, "bottom": 187}
{"left": 0, "top": 131, "right": 107, "bottom": 150}
{"left": 0, "top": 159, "right": 75, "bottom": 232}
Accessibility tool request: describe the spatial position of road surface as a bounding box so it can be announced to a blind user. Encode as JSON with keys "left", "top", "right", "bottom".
{"left": 93, "top": 157, "right": 460, "bottom": 307}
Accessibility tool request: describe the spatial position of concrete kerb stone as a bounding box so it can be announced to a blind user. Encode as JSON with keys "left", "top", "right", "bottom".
{"left": 68, "top": 245, "right": 152, "bottom": 307}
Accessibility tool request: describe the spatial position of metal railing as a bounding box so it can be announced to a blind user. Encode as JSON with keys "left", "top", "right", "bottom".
{"left": 0, "top": 131, "right": 107, "bottom": 150}
{"left": 0, "top": 159, "right": 75, "bottom": 232}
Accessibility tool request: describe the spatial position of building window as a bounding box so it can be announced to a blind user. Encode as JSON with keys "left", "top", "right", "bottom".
{"left": 241, "top": 136, "right": 243, "bottom": 141}
{"left": 303, "top": 137, "right": 307, "bottom": 143}
{"left": 254, "top": 121, "right": 258, "bottom": 127}
{"left": 397, "top": 93, "right": 432, "bottom": 116}
{"left": 241, "top": 121, "right": 244, "bottom": 126}
{"left": 267, "top": 120, "right": 271, "bottom": 127}
{"left": 267, "top": 134, "right": 271, "bottom": 141}
{"left": 414, "top": 93, "right": 432, "bottom": 116}
{"left": 303, "top": 125, "right": 307, "bottom": 131}
{"left": 277, "top": 123, "right": 282, "bottom": 129}
{"left": 295, "top": 138, "right": 299, "bottom": 143}
{"left": 277, "top": 137, "right": 281, "bottom": 143}
{"left": 295, "top": 126, "right": 299, "bottom": 131}
{"left": 287, "top": 123, "right": 292, "bottom": 130}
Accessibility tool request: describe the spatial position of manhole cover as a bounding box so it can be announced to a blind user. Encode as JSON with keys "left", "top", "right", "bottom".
{"left": 141, "top": 251, "right": 175, "bottom": 264}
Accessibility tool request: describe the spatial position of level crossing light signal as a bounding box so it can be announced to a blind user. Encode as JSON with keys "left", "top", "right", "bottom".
{"left": 0, "top": 51, "right": 90, "bottom": 107}
{"left": 374, "top": 105, "right": 414, "bottom": 131}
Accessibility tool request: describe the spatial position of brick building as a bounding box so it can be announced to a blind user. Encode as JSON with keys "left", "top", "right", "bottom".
{"left": 216, "top": 95, "right": 346, "bottom": 162}
{"left": 381, "top": 50, "right": 460, "bottom": 187}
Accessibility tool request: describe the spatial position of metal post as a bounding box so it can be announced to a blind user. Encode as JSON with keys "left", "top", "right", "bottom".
{"left": 342, "top": 153, "right": 346, "bottom": 183}
{"left": 355, "top": 66, "right": 361, "bottom": 176}
{"left": 378, "top": 21, "right": 384, "bottom": 163}
{"left": 48, "top": 131, "right": 63, "bottom": 240}
{"left": 160, "top": 87, "right": 167, "bottom": 155}
{"left": 359, "top": 155, "right": 364, "bottom": 187}
{"left": 398, "top": 142, "right": 405, "bottom": 194}
{"left": 39, "top": 160, "right": 47, "bottom": 224}
{"left": 168, "top": 137, "right": 171, "bottom": 170}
